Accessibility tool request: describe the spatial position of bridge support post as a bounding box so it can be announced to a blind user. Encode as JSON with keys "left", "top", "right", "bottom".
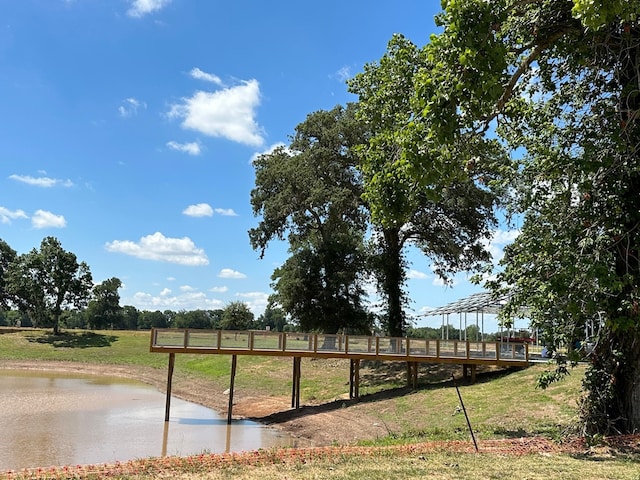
{"left": 164, "top": 353, "right": 175, "bottom": 422}
{"left": 227, "top": 354, "right": 237, "bottom": 424}
{"left": 291, "top": 356, "right": 301, "bottom": 409}
{"left": 349, "top": 359, "right": 360, "bottom": 399}
{"left": 462, "top": 364, "right": 477, "bottom": 384}
{"left": 406, "top": 362, "right": 418, "bottom": 389}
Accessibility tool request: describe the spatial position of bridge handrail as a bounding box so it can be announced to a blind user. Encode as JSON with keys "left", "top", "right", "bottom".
{"left": 150, "top": 328, "right": 530, "bottom": 363}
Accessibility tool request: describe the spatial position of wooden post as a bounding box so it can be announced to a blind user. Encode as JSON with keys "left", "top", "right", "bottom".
{"left": 291, "top": 356, "right": 297, "bottom": 407}
{"left": 349, "top": 359, "right": 361, "bottom": 399}
{"left": 292, "top": 356, "right": 301, "bottom": 409}
{"left": 227, "top": 354, "right": 237, "bottom": 425}
{"left": 164, "top": 353, "right": 175, "bottom": 422}
{"left": 291, "top": 356, "right": 302, "bottom": 408}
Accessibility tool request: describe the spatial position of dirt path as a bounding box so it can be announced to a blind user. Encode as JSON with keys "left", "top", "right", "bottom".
{"left": 1, "top": 360, "right": 381, "bottom": 446}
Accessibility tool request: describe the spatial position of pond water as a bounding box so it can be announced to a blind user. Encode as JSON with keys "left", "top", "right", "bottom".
{"left": 0, "top": 370, "right": 295, "bottom": 471}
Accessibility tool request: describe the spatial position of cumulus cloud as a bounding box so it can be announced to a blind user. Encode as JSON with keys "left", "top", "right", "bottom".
{"left": 168, "top": 76, "right": 264, "bottom": 146}
{"left": 407, "top": 269, "right": 428, "bottom": 280}
{"left": 214, "top": 208, "right": 237, "bottom": 216}
{"left": 210, "top": 286, "right": 228, "bottom": 293}
{"left": 183, "top": 203, "right": 213, "bottom": 217}
{"left": 485, "top": 228, "right": 521, "bottom": 263}
{"left": 190, "top": 68, "right": 223, "bottom": 86}
{"left": 166, "top": 140, "right": 201, "bottom": 155}
{"left": 218, "top": 268, "right": 247, "bottom": 279}
{"left": 9, "top": 174, "right": 73, "bottom": 188}
{"left": 236, "top": 291, "right": 269, "bottom": 312}
{"left": 118, "top": 97, "right": 146, "bottom": 117}
{"left": 105, "top": 232, "right": 209, "bottom": 266}
{"left": 127, "top": 0, "right": 171, "bottom": 17}
{"left": 129, "top": 290, "right": 224, "bottom": 311}
{"left": 32, "top": 210, "right": 66, "bottom": 229}
{"left": 0, "top": 206, "right": 28, "bottom": 224}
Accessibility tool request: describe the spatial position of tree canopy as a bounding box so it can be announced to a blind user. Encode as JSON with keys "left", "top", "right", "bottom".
{"left": 367, "top": 0, "right": 640, "bottom": 433}
{"left": 5, "top": 237, "right": 93, "bottom": 334}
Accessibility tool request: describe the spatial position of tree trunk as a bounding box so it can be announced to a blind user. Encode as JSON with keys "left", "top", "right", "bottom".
{"left": 381, "top": 228, "right": 406, "bottom": 338}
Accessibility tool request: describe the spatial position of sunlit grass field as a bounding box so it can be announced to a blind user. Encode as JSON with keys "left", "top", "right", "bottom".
{"left": 1, "top": 328, "right": 638, "bottom": 480}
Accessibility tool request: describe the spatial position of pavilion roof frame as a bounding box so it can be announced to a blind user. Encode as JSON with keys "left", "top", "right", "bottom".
{"left": 421, "top": 291, "right": 511, "bottom": 317}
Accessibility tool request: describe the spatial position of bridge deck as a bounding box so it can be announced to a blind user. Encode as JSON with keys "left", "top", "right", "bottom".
{"left": 150, "top": 328, "right": 531, "bottom": 367}
{"left": 150, "top": 328, "right": 534, "bottom": 424}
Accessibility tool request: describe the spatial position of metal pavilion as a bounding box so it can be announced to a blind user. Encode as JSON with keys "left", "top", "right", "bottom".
{"left": 421, "top": 291, "right": 518, "bottom": 341}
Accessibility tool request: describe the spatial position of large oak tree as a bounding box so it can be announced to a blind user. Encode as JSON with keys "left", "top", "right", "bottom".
{"left": 5, "top": 237, "right": 93, "bottom": 334}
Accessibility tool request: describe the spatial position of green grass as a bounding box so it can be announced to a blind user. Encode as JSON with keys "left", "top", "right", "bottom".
{"left": 2, "top": 328, "right": 638, "bottom": 480}
{"left": 0, "top": 328, "right": 583, "bottom": 441}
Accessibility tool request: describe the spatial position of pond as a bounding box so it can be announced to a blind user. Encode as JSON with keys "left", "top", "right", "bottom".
{"left": 0, "top": 370, "right": 295, "bottom": 471}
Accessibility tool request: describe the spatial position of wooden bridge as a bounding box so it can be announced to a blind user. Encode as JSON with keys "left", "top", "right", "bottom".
{"left": 150, "top": 328, "right": 534, "bottom": 423}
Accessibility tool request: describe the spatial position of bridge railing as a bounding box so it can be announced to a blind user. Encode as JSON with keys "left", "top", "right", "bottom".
{"left": 151, "top": 328, "right": 530, "bottom": 363}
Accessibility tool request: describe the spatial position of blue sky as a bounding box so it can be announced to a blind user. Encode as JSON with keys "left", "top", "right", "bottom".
{"left": 0, "top": 0, "right": 518, "bottom": 332}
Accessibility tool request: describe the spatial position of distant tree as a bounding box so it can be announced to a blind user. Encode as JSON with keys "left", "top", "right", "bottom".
{"left": 209, "top": 309, "right": 225, "bottom": 329}
{"left": 163, "top": 310, "right": 177, "bottom": 328}
{"left": 86, "top": 277, "right": 123, "bottom": 329}
{"left": 121, "top": 305, "right": 140, "bottom": 330}
{"left": 61, "top": 309, "right": 88, "bottom": 329}
{"left": 0, "top": 239, "right": 18, "bottom": 309}
{"left": 174, "top": 309, "right": 215, "bottom": 329}
{"left": 138, "top": 310, "right": 169, "bottom": 329}
{"left": 256, "top": 304, "right": 288, "bottom": 332}
{"left": 219, "top": 301, "right": 254, "bottom": 330}
{"left": 5, "top": 237, "right": 93, "bottom": 334}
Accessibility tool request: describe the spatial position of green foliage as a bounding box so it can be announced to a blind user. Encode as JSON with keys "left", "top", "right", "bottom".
{"left": 4, "top": 237, "right": 93, "bottom": 334}
{"left": 348, "top": 34, "right": 500, "bottom": 335}
{"left": 86, "top": 277, "right": 123, "bottom": 329}
{"left": 220, "top": 301, "right": 255, "bottom": 330}
{"left": 250, "top": 105, "right": 371, "bottom": 334}
{"left": 416, "top": 0, "right": 640, "bottom": 433}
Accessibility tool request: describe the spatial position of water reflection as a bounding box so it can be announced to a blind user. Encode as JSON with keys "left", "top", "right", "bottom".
{"left": 0, "top": 370, "right": 293, "bottom": 471}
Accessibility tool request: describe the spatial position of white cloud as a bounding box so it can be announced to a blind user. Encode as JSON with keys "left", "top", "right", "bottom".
{"left": 160, "top": 287, "right": 172, "bottom": 296}
{"left": 218, "top": 268, "right": 247, "bottom": 279}
{"left": 189, "top": 68, "right": 223, "bottom": 86}
{"left": 180, "top": 285, "right": 196, "bottom": 292}
{"left": 183, "top": 203, "right": 213, "bottom": 217}
{"left": 130, "top": 290, "right": 224, "bottom": 310}
{"left": 210, "top": 286, "right": 228, "bottom": 293}
{"left": 484, "top": 228, "right": 521, "bottom": 263}
{"left": 118, "top": 97, "right": 146, "bottom": 117}
{"left": 432, "top": 276, "right": 459, "bottom": 287}
{"left": 236, "top": 291, "right": 269, "bottom": 312}
{"left": 9, "top": 174, "right": 73, "bottom": 188}
{"left": 333, "top": 66, "right": 352, "bottom": 82}
{"left": 166, "top": 140, "right": 202, "bottom": 155}
{"left": 168, "top": 78, "right": 264, "bottom": 146}
{"left": 105, "top": 232, "right": 209, "bottom": 266}
{"left": 407, "top": 269, "right": 428, "bottom": 280}
{"left": 127, "top": 0, "right": 171, "bottom": 17}
{"left": 214, "top": 208, "right": 237, "bottom": 216}
{"left": 0, "top": 207, "right": 28, "bottom": 224}
{"left": 32, "top": 210, "right": 66, "bottom": 229}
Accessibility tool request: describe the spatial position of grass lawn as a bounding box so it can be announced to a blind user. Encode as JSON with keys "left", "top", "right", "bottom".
{"left": 1, "top": 328, "right": 638, "bottom": 480}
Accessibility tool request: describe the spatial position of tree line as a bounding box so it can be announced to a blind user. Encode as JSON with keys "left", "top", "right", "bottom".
{"left": 0, "top": 236, "right": 287, "bottom": 333}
